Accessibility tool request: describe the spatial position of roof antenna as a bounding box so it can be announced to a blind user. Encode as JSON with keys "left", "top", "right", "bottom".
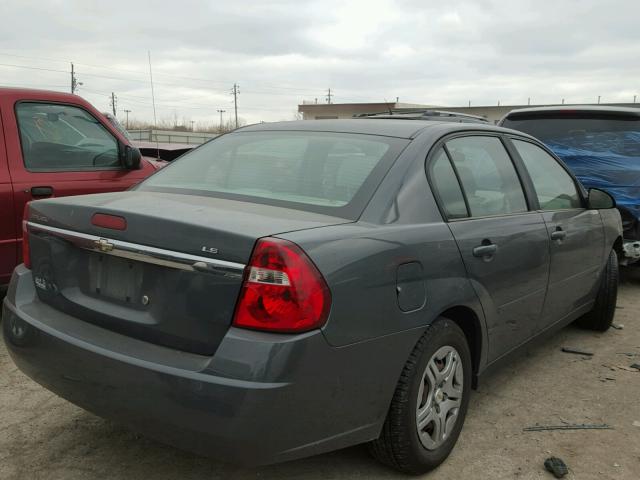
{"left": 148, "top": 50, "right": 160, "bottom": 160}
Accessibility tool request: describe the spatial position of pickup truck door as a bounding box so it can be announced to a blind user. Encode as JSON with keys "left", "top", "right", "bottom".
{"left": 0, "top": 108, "right": 17, "bottom": 285}
{"left": 509, "top": 138, "right": 605, "bottom": 328}
{"left": 1, "top": 98, "right": 154, "bottom": 263}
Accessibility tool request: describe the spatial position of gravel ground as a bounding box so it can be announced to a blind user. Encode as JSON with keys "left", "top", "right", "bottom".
{"left": 1, "top": 273, "right": 639, "bottom": 480}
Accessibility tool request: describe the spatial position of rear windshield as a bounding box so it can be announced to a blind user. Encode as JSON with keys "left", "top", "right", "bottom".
{"left": 139, "top": 131, "right": 407, "bottom": 218}
{"left": 502, "top": 115, "right": 640, "bottom": 157}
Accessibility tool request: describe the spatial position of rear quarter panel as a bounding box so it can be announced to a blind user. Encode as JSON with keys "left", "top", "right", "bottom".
{"left": 283, "top": 222, "right": 482, "bottom": 347}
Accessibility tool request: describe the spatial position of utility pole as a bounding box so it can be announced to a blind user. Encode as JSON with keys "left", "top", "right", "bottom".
{"left": 326, "top": 88, "right": 332, "bottom": 104}
{"left": 110, "top": 92, "right": 117, "bottom": 116}
{"left": 232, "top": 84, "right": 239, "bottom": 129}
{"left": 190, "top": 120, "right": 195, "bottom": 131}
{"left": 528, "top": 97, "right": 531, "bottom": 106}
{"left": 70, "top": 62, "right": 82, "bottom": 94}
{"left": 598, "top": 95, "right": 601, "bottom": 104}
{"left": 123, "top": 109, "right": 131, "bottom": 129}
{"left": 634, "top": 95, "right": 637, "bottom": 104}
{"left": 217, "top": 109, "right": 226, "bottom": 130}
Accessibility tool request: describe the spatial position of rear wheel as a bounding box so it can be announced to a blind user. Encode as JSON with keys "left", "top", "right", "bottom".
{"left": 576, "top": 249, "right": 618, "bottom": 331}
{"left": 369, "top": 318, "right": 472, "bottom": 474}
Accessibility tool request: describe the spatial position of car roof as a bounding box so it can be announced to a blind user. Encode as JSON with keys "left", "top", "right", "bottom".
{"left": 238, "top": 119, "right": 518, "bottom": 140}
{"left": 504, "top": 105, "right": 640, "bottom": 118}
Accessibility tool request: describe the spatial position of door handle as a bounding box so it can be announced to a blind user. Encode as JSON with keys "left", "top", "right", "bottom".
{"left": 30, "top": 186, "right": 53, "bottom": 197}
{"left": 550, "top": 228, "right": 567, "bottom": 241}
{"left": 472, "top": 243, "right": 498, "bottom": 258}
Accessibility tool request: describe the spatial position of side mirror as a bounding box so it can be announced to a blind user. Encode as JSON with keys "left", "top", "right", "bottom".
{"left": 123, "top": 145, "right": 142, "bottom": 170}
{"left": 587, "top": 188, "right": 615, "bottom": 209}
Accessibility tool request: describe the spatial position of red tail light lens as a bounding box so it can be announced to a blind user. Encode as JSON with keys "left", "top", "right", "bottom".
{"left": 22, "top": 203, "right": 31, "bottom": 269}
{"left": 233, "top": 238, "right": 331, "bottom": 333}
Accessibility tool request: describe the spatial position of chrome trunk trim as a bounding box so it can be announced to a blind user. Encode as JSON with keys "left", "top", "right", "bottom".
{"left": 27, "top": 222, "right": 246, "bottom": 278}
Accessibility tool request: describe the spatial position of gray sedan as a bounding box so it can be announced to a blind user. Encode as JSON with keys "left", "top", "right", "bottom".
{"left": 3, "top": 119, "right": 621, "bottom": 474}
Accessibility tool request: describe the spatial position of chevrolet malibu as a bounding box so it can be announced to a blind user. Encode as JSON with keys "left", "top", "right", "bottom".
{"left": 3, "top": 120, "right": 622, "bottom": 474}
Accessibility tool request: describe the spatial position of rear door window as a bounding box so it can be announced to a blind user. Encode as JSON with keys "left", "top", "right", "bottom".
{"left": 512, "top": 139, "right": 582, "bottom": 210}
{"left": 445, "top": 136, "right": 528, "bottom": 217}
{"left": 16, "top": 102, "right": 120, "bottom": 171}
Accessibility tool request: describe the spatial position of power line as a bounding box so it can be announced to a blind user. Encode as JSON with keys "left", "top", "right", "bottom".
{"left": 0, "top": 52, "right": 331, "bottom": 93}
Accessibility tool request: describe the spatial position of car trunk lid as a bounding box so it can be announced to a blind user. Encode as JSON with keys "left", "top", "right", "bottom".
{"left": 26, "top": 191, "right": 349, "bottom": 355}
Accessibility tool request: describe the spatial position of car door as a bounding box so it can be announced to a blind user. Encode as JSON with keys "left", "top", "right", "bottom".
{"left": 509, "top": 138, "right": 605, "bottom": 328}
{"left": 0, "top": 108, "right": 17, "bottom": 285}
{"left": 1, "top": 99, "right": 152, "bottom": 261}
{"left": 428, "top": 135, "right": 550, "bottom": 362}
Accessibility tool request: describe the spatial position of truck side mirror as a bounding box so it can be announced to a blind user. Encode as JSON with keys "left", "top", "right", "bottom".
{"left": 587, "top": 188, "right": 615, "bottom": 209}
{"left": 122, "top": 145, "right": 142, "bottom": 170}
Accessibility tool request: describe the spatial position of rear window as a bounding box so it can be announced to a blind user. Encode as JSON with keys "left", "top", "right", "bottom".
{"left": 502, "top": 115, "right": 640, "bottom": 157}
{"left": 139, "top": 131, "right": 407, "bottom": 218}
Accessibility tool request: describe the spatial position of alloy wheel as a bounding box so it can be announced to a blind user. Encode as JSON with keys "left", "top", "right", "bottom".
{"left": 416, "top": 345, "right": 464, "bottom": 450}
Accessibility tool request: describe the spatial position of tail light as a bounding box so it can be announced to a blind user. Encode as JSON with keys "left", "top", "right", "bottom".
{"left": 22, "top": 203, "right": 31, "bottom": 269}
{"left": 233, "top": 238, "right": 331, "bottom": 333}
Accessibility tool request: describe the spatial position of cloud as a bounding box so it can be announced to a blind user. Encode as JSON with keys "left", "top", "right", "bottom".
{"left": 0, "top": 0, "right": 638, "bottom": 124}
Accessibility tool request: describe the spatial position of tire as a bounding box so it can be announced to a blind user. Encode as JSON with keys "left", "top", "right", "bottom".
{"left": 369, "top": 318, "right": 472, "bottom": 474}
{"left": 576, "top": 249, "right": 618, "bottom": 331}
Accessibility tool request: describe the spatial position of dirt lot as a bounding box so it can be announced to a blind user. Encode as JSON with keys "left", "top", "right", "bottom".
{"left": 1, "top": 273, "right": 639, "bottom": 480}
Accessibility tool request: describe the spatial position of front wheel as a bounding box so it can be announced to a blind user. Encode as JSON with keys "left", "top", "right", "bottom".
{"left": 576, "top": 249, "right": 618, "bottom": 331}
{"left": 369, "top": 318, "right": 472, "bottom": 474}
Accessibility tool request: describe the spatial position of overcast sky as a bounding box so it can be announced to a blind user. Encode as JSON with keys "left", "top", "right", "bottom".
{"left": 0, "top": 0, "right": 638, "bottom": 126}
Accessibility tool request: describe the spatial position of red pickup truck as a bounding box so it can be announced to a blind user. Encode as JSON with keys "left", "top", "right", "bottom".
{"left": 0, "top": 87, "right": 164, "bottom": 286}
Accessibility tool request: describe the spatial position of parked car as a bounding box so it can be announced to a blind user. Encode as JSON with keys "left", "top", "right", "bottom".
{"left": 500, "top": 106, "right": 640, "bottom": 263}
{"left": 0, "top": 87, "right": 166, "bottom": 286}
{"left": 3, "top": 119, "right": 621, "bottom": 474}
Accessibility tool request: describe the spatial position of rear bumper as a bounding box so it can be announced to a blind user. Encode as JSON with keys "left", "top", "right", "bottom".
{"left": 3, "top": 266, "right": 413, "bottom": 465}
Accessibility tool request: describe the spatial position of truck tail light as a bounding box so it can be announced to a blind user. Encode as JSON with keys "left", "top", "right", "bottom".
{"left": 22, "top": 203, "right": 31, "bottom": 269}
{"left": 232, "top": 238, "right": 331, "bottom": 333}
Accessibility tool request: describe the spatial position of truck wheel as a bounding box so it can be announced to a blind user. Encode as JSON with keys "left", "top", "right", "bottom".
{"left": 576, "top": 249, "right": 618, "bottom": 331}
{"left": 369, "top": 318, "right": 472, "bottom": 474}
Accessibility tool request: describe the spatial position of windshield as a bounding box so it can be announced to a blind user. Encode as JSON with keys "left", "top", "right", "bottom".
{"left": 502, "top": 115, "right": 640, "bottom": 157}
{"left": 139, "top": 131, "right": 406, "bottom": 218}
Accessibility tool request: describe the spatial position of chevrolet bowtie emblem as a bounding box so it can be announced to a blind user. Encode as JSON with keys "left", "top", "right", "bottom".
{"left": 95, "top": 238, "right": 114, "bottom": 252}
